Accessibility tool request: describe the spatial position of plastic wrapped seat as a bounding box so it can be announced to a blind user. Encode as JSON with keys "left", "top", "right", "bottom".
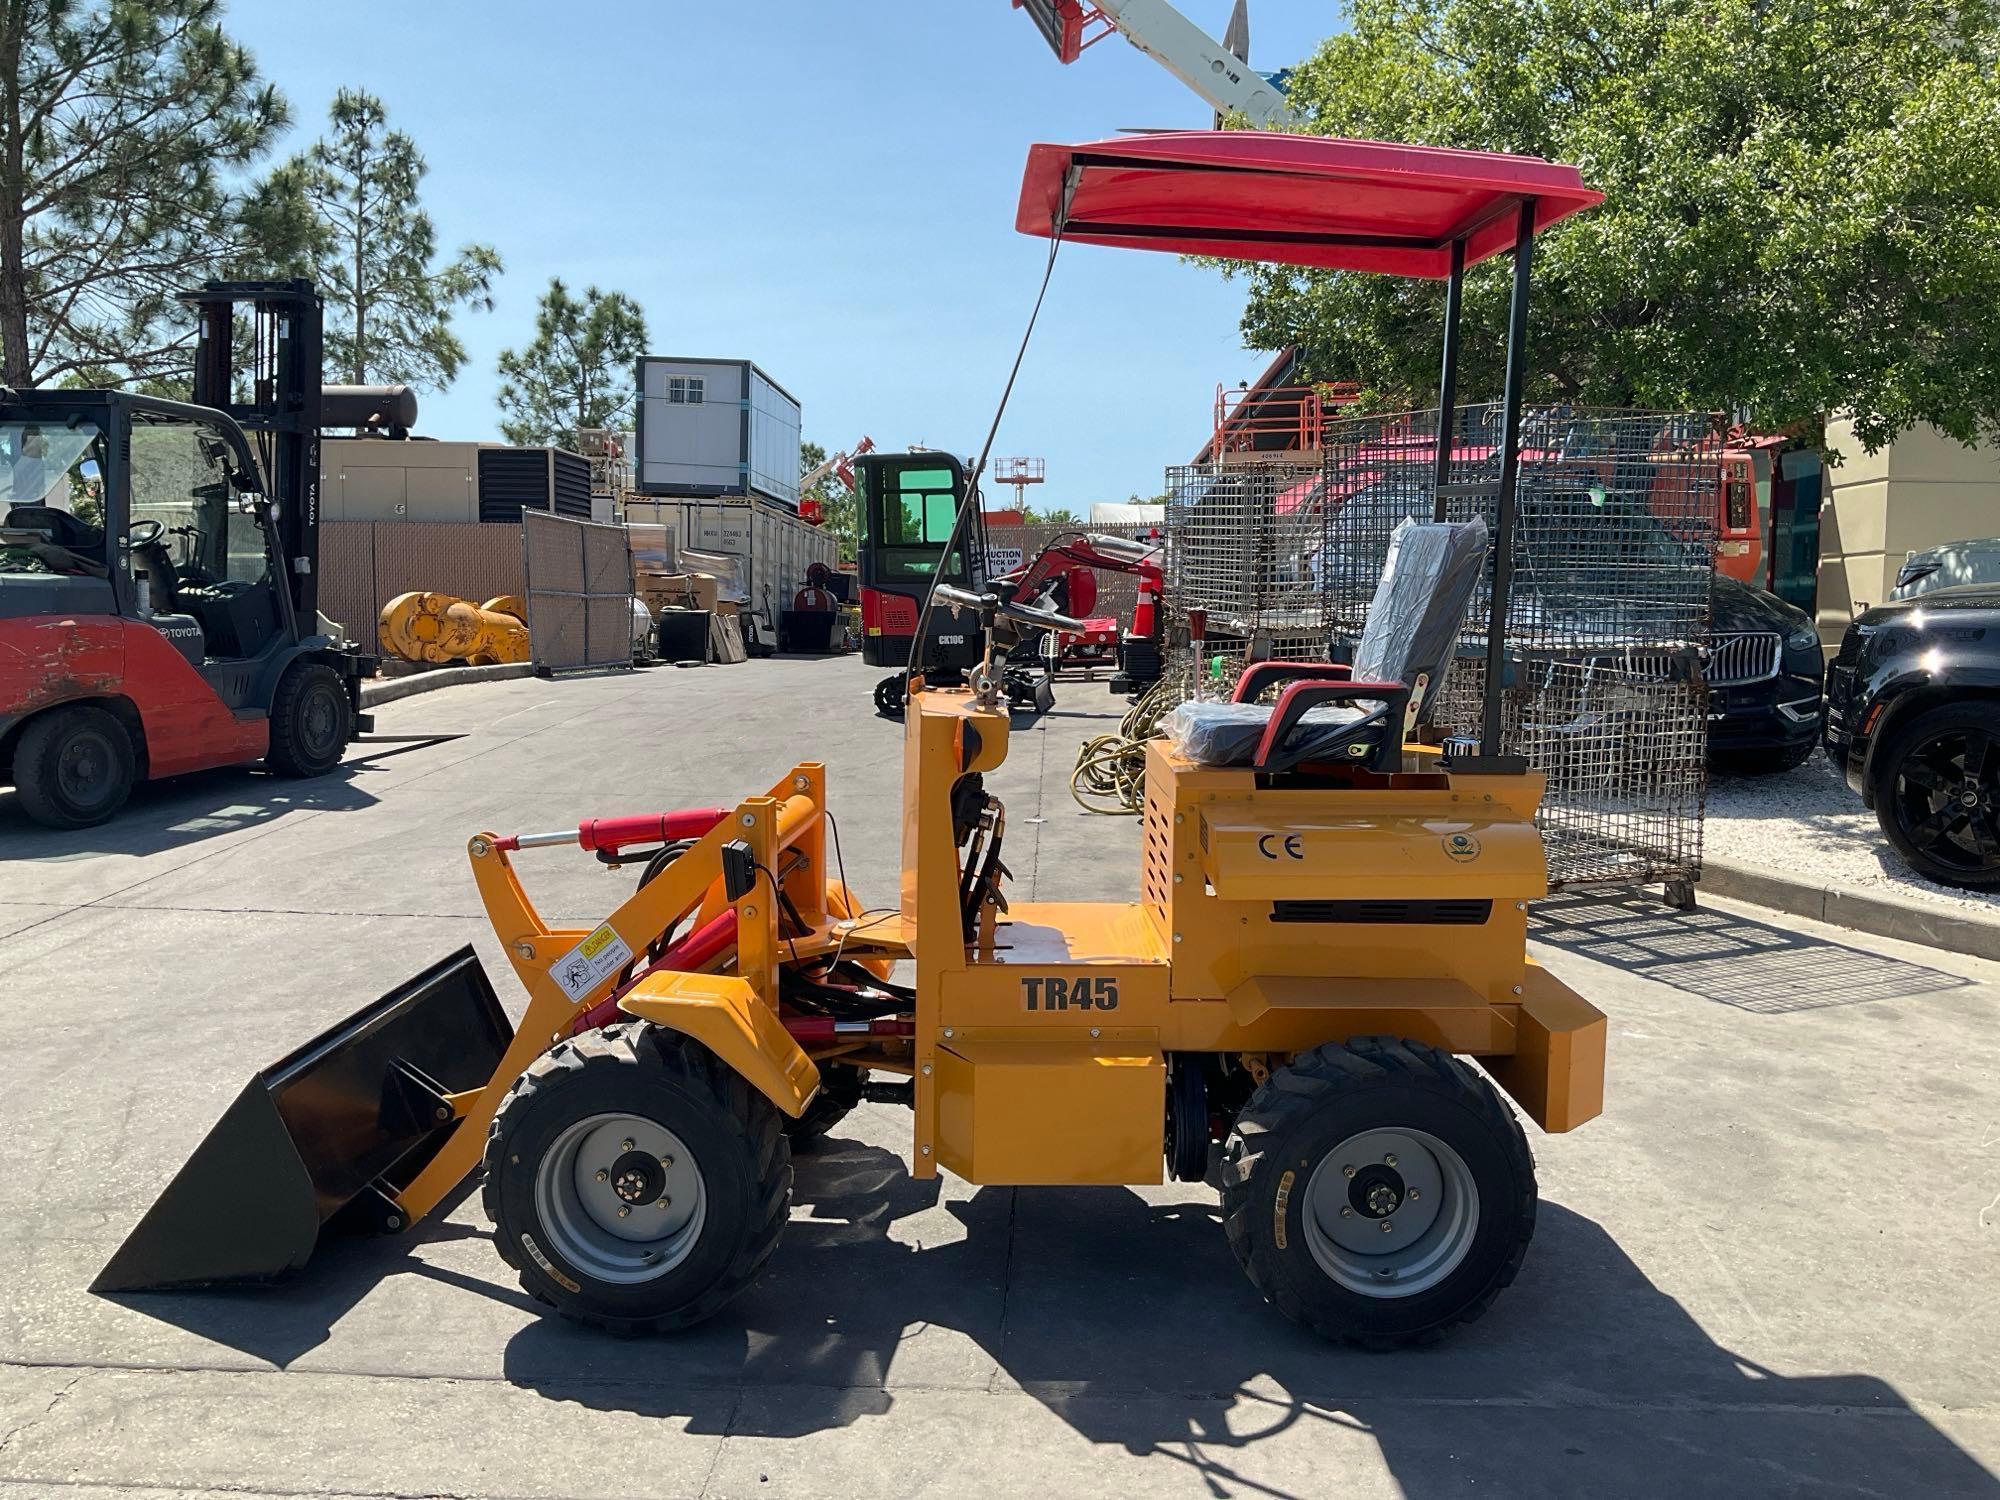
{"left": 1163, "top": 515, "right": 1489, "bottom": 770}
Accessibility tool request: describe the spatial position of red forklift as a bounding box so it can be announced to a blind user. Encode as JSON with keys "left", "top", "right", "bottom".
{"left": 855, "top": 451, "right": 1164, "bottom": 716}
{"left": 0, "top": 281, "right": 380, "bottom": 828}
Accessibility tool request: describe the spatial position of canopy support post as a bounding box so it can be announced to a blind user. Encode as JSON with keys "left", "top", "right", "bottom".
{"left": 1432, "top": 237, "right": 1466, "bottom": 522}
{"left": 1478, "top": 198, "right": 1537, "bottom": 761}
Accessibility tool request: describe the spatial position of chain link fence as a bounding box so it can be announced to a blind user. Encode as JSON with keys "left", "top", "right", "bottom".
{"left": 522, "top": 511, "right": 638, "bottom": 674}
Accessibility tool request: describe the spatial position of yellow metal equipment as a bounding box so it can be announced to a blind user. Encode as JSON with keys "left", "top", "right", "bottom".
{"left": 378, "top": 591, "right": 529, "bottom": 666}
{"left": 97, "top": 129, "right": 1613, "bottom": 1347}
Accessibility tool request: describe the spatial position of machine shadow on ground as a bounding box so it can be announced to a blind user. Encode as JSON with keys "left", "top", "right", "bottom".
{"left": 0, "top": 734, "right": 461, "bottom": 862}
{"left": 1530, "top": 889, "right": 1970, "bottom": 1013}
{"left": 96, "top": 1135, "right": 1992, "bottom": 1495}
{"left": 501, "top": 1140, "right": 1989, "bottom": 1497}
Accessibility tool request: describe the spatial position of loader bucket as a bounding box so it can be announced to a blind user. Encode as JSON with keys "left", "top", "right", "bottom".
{"left": 93, "top": 946, "right": 513, "bottom": 1293}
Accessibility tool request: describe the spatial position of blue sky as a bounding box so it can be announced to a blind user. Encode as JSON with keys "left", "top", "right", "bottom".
{"left": 223, "top": 1, "right": 1340, "bottom": 511}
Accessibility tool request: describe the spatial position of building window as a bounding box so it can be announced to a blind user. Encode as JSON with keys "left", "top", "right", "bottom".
{"left": 667, "top": 376, "right": 705, "bottom": 406}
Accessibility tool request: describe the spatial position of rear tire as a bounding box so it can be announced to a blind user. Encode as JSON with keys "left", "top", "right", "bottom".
{"left": 1221, "top": 1037, "right": 1536, "bottom": 1348}
{"left": 484, "top": 1024, "right": 790, "bottom": 1334}
{"left": 266, "top": 662, "right": 352, "bottom": 777}
{"left": 12, "top": 705, "right": 135, "bottom": 828}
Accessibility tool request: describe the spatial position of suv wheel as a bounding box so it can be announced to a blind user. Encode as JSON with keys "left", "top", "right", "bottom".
{"left": 1873, "top": 702, "right": 2000, "bottom": 888}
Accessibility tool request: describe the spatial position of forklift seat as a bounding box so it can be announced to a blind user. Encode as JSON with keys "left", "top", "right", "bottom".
{"left": 1163, "top": 515, "right": 1489, "bottom": 772}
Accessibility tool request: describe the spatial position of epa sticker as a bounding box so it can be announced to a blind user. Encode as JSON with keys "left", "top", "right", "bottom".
{"left": 1442, "top": 832, "right": 1483, "bottom": 863}
{"left": 551, "top": 922, "right": 634, "bottom": 1002}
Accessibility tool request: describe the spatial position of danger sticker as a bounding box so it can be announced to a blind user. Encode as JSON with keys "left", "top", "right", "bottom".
{"left": 551, "top": 923, "right": 633, "bottom": 1002}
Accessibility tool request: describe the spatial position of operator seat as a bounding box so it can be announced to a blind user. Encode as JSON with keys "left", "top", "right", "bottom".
{"left": 1164, "top": 515, "right": 1490, "bottom": 772}
{"left": 3, "top": 503, "right": 106, "bottom": 574}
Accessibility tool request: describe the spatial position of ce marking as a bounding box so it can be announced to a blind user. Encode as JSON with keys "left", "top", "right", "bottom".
{"left": 1258, "top": 834, "right": 1305, "bottom": 860}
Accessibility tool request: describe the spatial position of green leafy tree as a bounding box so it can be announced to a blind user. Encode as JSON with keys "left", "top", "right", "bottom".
{"left": 494, "top": 279, "right": 647, "bottom": 449}
{"left": 800, "top": 439, "right": 862, "bottom": 561}
{"left": 0, "top": 0, "right": 309, "bottom": 390}
{"left": 1234, "top": 0, "right": 2000, "bottom": 449}
{"left": 276, "top": 88, "right": 501, "bottom": 389}
{"left": 1025, "top": 504, "right": 1080, "bottom": 525}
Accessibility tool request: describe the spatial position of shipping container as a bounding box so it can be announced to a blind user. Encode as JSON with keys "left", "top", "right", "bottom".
{"left": 634, "top": 357, "right": 801, "bottom": 507}
{"left": 625, "top": 494, "right": 836, "bottom": 651}
{"left": 322, "top": 438, "right": 591, "bottom": 524}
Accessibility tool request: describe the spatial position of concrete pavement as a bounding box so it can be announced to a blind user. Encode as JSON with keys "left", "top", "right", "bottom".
{"left": 0, "top": 656, "right": 1995, "bottom": 1498}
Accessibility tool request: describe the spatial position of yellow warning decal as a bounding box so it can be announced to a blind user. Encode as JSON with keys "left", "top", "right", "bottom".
{"left": 551, "top": 923, "right": 635, "bottom": 1003}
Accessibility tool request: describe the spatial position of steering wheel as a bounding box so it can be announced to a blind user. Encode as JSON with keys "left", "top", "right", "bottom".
{"left": 127, "top": 519, "right": 164, "bottom": 546}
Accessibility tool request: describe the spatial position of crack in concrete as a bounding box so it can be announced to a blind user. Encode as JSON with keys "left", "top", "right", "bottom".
{"left": 0, "top": 1371, "right": 82, "bottom": 1459}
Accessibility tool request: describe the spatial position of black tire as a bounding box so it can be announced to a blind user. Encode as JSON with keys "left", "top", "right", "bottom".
{"left": 874, "top": 673, "right": 907, "bottom": 719}
{"left": 11, "top": 705, "right": 136, "bottom": 828}
{"left": 1872, "top": 701, "right": 2000, "bottom": 889}
{"left": 483, "top": 1023, "right": 790, "bottom": 1334}
{"left": 785, "top": 1063, "right": 863, "bottom": 1144}
{"left": 266, "top": 661, "right": 352, "bottom": 777}
{"left": 1711, "top": 738, "right": 1816, "bottom": 776}
{"left": 1221, "top": 1037, "right": 1536, "bottom": 1349}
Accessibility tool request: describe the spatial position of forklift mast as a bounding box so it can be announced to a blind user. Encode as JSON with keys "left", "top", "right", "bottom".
{"left": 178, "top": 280, "right": 326, "bottom": 626}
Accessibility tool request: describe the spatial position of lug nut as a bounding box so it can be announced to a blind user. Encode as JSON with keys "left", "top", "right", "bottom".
{"left": 1384, "top": 1154, "right": 1397, "bottom": 1167}
{"left": 617, "top": 1206, "right": 631, "bottom": 1218}
{"left": 659, "top": 1156, "right": 674, "bottom": 1169}
{"left": 621, "top": 1139, "right": 635, "bottom": 1151}
{"left": 1343, "top": 1164, "right": 1356, "bottom": 1178}
{"left": 1379, "top": 1220, "right": 1394, "bottom": 1234}
{"left": 658, "top": 1196, "right": 672, "bottom": 1208}
{"left": 1340, "top": 1207, "right": 1353, "bottom": 1219}
{"left": 595, "top": 1169, "right": 609, "bottom": 1183}
{"left": 1408, "top": 1188, "right": 1420, "bottom": 1202}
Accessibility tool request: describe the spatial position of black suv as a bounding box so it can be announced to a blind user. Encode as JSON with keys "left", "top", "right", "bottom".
{"left": 1706, "top": 574, "right": 1826, "bottom": 773}
{"left": 1825, "top": 584, "right": 2000, "bottom": 888}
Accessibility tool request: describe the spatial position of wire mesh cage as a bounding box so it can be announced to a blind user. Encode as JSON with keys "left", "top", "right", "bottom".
{"left": 1160, "top": 405, "right": 1722, "bottom": 890}
{"left": 1163, "top": 460, "right": 1332, "bottom": 676}
{"left": 1323, "top": 404, "right": 1721, "bottom": 888}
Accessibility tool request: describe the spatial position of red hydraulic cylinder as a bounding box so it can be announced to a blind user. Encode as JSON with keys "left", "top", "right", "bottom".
{"left": 571, "top": 908, "right": 740, "bottom": 1034}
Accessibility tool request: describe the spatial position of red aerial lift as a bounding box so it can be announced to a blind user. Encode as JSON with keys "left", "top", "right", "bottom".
{"left": 0, "top": 281, "right": 386, "bottom": 828}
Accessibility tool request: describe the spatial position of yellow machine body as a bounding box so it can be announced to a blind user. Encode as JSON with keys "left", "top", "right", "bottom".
{"left": 891, "top": 686, "right": 1605, "bottom": 1186}
{"left": 367, "top": 678, "right": 1602, "bottom": 1226}
{"left": 378, "top": 591, "right": 530, "bottom": 665}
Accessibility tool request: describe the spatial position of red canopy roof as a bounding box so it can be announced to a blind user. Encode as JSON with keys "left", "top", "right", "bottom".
{"left": 1015, "top": 132, "right": 1602, "bottom": 278}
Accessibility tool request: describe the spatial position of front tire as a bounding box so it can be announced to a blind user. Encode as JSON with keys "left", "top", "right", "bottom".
{"left": 11, "top": 705, "right": 136, "bottom": 828}
{"left": 1221, "top": 1037, "right": 1536, "bottom": 1348}
{"left": 484, "top": 1024, "right": 790, "bottom": 1334}
{"left": 266, "top": 662, "right": 352, "bottom": 777}
{"left": 1872, "top": 702, "right": 2000, "bottom": 889}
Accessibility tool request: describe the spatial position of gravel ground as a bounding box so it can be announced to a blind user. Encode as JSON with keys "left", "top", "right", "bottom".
{"left": 1706, "top": 747, "right": 2000, "bottom": 914}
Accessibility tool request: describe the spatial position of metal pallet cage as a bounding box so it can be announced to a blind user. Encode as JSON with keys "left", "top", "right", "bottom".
{"left": 1161, "top": 405, "right": 1721, "bottom": 890}
{"left": 1163, "top": 459, "right": 1332, "bottom": 671}
{"left": 1321, "top": 403, "right": 1721, "bottom": 888}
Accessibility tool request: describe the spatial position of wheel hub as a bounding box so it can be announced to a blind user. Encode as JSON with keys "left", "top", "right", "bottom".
{"left": 609, "top": 1148, "right": 666, "bottom": 1205}
{"left": 1351, "top": 1163, "right": 1406, "bottom": 1218}
{"left": 1304, "top": 1127, "right": 1479, "bottom": 1298}
{"left": 533, "top": 1112, "right": 706, "bottom": 1283}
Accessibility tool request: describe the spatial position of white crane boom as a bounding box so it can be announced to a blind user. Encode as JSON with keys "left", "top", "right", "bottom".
{"left": 1013, "top": 0, "right": 1295, "bottom": 129}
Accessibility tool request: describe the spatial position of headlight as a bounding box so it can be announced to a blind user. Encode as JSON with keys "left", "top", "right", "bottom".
{"left": 1784, "top": 626, "right": 1819, "bottom": 652}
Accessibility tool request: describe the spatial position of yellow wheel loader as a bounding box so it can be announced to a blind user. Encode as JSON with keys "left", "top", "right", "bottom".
{"left": 97, "top": 131, "right": 1610, "bottom": 1346}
